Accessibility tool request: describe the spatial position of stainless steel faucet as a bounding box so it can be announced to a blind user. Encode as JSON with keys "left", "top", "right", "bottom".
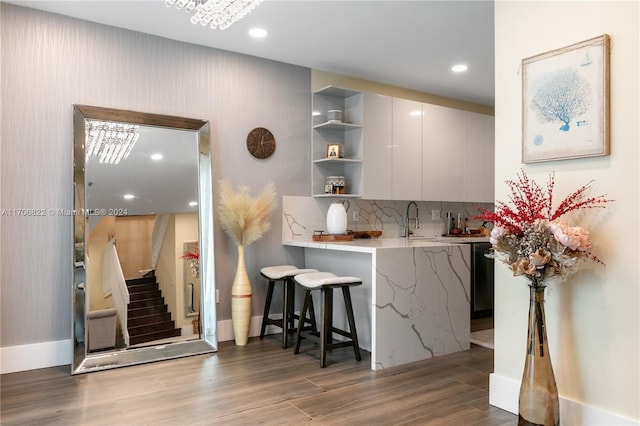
{"left": 404, "top": 201, "right": 419, "bottom": 238}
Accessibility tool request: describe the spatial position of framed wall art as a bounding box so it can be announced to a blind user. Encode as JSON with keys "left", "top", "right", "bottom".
{"left": 522, "top": 34, "right": 610, "bottom": 163}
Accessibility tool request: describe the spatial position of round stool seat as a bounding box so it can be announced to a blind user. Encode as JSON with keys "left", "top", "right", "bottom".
{"left": 261, "top": 265, "right": 318, "bottom": 280}
{"left": 295, "top": 272, "right": 362, "bottom": 289}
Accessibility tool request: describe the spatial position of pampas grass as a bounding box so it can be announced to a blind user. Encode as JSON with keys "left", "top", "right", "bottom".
{"left": 218, "top": 180, "right": 277, "bottom": 246}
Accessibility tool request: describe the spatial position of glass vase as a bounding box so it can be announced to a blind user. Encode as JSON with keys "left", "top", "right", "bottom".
{"left": 518, "top": 284, "right": 560, "bottom": 426}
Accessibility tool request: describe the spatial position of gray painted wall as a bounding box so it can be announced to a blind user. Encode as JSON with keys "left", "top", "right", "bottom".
{"left": 0, "top": 3, "right": 309, "bottom": 347}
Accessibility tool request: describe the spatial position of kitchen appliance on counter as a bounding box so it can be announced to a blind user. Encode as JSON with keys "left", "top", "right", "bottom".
{"left": 469, "top": 242, "right": 494, "bottom": 318}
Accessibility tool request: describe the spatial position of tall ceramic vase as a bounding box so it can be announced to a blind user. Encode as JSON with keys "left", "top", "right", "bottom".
{"left": 326, "top": 200, "right": 348, "bottom": 234}
{"left": 231, "top": 245, "right": 251, "bottom": 346}
{"left": 518, "top": 284, "right": 560, "bottom": 426}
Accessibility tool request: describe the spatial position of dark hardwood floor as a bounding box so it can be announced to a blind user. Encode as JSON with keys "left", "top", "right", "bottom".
{"left": 1, "top": 334, "right": 516, "bottom": 425}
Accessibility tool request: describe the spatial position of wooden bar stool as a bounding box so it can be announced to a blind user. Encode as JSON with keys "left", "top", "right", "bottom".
{"left": 259, "top": 265, "right": 318, "bottom": 349}
{"left": 293, "top": 272, "right": 362, "bottom": 368}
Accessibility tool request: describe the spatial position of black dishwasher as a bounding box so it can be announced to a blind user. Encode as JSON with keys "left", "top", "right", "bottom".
{"left": 469, "top": 242, "right": 494, "bottom": 318}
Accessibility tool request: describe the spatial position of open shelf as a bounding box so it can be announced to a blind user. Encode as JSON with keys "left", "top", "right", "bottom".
{"left": 312, "top": 193, "right": 362, "bottom": 198}
{"left": 313, "top": 158, "right": 362, "bottom": 164}
{"left": 313, "top": 121, "right": 362, "bottom": 131}
{"left": 314, "top": 85, "right": 361, "bottom": 99}
{"left": 312, "top": 85, "right": 364, "bottom": 197}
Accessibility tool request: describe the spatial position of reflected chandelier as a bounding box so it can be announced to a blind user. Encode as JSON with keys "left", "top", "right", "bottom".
{"left": 166, "top": 0, "right": 264, "bottom": 30}
{"left": 85, "top": 120, "right": 139, "bottom": 165}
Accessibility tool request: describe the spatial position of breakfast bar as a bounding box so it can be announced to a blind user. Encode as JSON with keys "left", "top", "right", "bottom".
{"left": 283, "top": 237, "right": 471, "bottom": 370}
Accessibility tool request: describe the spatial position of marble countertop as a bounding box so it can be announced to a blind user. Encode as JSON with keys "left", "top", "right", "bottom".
{"left": 421, "top": 235, "right": 491, "bottom": 244}
{"left": 282, "top": 236, "right": 489, "bottom": 253}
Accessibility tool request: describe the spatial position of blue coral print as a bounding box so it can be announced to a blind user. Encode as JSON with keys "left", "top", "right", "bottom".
{"left": 531, "top": 68, "right": 592, "bottom": 132}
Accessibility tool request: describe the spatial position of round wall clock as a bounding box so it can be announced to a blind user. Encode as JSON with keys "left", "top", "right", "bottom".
{"left": 246, "top": 127, "right": 276, "bottom": 159}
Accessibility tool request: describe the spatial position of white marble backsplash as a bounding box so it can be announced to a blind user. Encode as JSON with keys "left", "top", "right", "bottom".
{"left": 282, "top": 196, "right": 494, "bottom": 240}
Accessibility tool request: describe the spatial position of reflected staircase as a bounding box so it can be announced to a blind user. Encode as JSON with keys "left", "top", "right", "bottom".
{"left": 126, "top": 271, "right": 181, "bottom": 346}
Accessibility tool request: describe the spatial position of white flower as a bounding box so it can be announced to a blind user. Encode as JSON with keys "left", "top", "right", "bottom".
{"left": 548, "top": 220, "right": 592, "bottom": 251}
{"left": 490, "top": 225, "right": 507, "bottom": 246}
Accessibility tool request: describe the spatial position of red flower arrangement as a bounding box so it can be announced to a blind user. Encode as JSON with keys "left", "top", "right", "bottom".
{"left": 180, "top": 248, "right": 199, "bottom": 260}
{"left": 180, "top": 247, "right": 200, "bottom": 278}
{"left": 475, "top": 170, "right": 612, "bottom": 286}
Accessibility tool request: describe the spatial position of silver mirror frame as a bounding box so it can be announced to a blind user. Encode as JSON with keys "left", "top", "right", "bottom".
{"left": 72, "top": 105, "right": 217, "bottom": 374}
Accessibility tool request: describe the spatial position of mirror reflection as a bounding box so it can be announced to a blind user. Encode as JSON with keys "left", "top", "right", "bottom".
{"left": 73, "top": 105, "right": 216, "bottom": 373}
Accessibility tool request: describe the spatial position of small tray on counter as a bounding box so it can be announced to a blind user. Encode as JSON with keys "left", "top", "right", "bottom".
{"left": 312, "top": 230, "right": 382, "bottom": 241}
{"left": 443, "top": 232, "right": 488, "bottom": 238}
{"left": 351, "top": 230, "right": 382, "bottom": 239}
{"left": 446, "top": 228, "right": 488, "bottom": 237}
{"left": 312, "top": 233, "right": 354, "bottom": 242}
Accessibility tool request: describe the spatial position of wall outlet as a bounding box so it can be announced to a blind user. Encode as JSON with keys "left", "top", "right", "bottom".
{"left": 216, "top": 289, "right": 219, "bottom": 303}
{"left": 353, "top": 210, "right": 359, "bottom": 221}
{"left": 431, "top": 210, "right": 441, "bottom": 220}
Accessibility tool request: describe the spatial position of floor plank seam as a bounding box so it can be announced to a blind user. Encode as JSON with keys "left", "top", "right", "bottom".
{"left": 286, "top": 400, "right": 315, "bottom": 421}
{"left": 303, "top": 376, "right": 329, "bottom": 391}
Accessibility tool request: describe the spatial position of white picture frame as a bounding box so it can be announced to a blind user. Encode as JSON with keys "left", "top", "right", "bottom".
{"left": 522, "top": 34, "right": 610, "bottom": 163}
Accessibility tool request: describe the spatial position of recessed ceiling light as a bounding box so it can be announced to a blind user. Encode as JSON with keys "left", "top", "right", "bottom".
{"left": 151, "top": 153, "right": 163, "bottom": 161}
{"left": 189, "top": 201, "right": 198, "bottom": 207}
{"left": 249, "top": 28, "right": 267, "bottom": 38}
{"left": 451, "top": 64, "right": 468, "bottom": 73}
{"left": 123, "top": 194, "right": 135, "bottom": 200}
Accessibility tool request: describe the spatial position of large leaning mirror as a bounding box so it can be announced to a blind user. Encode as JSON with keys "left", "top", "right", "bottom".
{"left": 72, "top": 105, "right": 217, "bottom": 374}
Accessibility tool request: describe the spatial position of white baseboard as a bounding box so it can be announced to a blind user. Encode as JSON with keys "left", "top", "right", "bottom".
{"left": 490, "top": 373, "right": 639, "bottom": 425}
{"left": 1, "top": 315, "right": 281, "bottom": 374}
{"left": 1, "top": 340, "right": 73, "bottom": 374}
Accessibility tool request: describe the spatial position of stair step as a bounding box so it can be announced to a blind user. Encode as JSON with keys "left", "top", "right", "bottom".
{"left": 128, "top": 305, "right": 168, "bottom": 318}
{"left": 129, "top": 320, "right": 177, "bottom": 337}
{"left": 128, "top": 297, "right": 165, "bottom": 310}
{"left": 129, "top": 290, "right": 161, "bottom": 301}
{"left": 127, "top": 283, "right": 158, "bottom": 294}
{"left": 128, "top": 312, "right": 172, "bottom": 327}
{"left": 129, "top": 328, "right": 182, "bottom": 346}
{"left": 126, "top": 276, "right": 157, "bottom": 286}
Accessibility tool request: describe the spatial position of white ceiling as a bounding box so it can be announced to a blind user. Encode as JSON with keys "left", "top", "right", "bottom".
{"left": 85, "top": 124, "right": 200, "bottom": 216}
{"left": 10, "top": 0, "right": 495, "bottom": 106}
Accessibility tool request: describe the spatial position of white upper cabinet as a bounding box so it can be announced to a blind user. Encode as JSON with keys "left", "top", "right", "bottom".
{"left": 422, "top": 104, "right": 494, "bottom": 203}
{"left": 466, "top": 112, "right": 495, "bottom": 203}
{"left": 392, "top": 98, "right": 423, "bottom": 201}
{"left": 422, "top": 103, "right": 467, "bottom": 201}
{"left": 361, "top": 93, "right": 393, "bottom": 200}
{"left": 311, "top": 86, "right": 494, "bottom": 203}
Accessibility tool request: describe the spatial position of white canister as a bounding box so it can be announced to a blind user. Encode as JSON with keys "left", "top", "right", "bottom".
{"left": 326, "top": 201, "right": 348, "bottom": 234}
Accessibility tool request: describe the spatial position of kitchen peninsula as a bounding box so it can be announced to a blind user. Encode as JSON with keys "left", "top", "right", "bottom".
{"left": 282, "top": 196, "right": 477, "bottom": 370}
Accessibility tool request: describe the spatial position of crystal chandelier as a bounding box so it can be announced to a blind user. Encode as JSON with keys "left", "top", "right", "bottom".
{"left": 166, "top": 0, "right": 265, "bottom": 30}
{"left": 85, "top": 120, "right": 139, "bottom": 165}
